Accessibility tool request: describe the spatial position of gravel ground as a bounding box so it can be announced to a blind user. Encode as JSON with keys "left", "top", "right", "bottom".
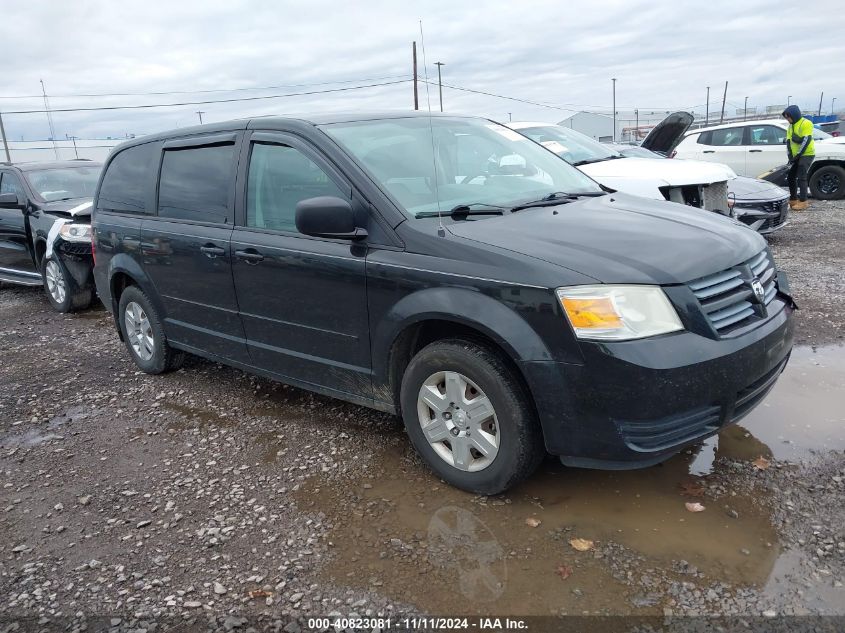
{"left": 1, "top": 200, "right": 844, "bottom": 631}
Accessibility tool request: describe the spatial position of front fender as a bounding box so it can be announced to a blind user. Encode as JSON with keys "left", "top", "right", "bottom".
{"left": 371, "top": 286, "right": 558, "bottom": 389}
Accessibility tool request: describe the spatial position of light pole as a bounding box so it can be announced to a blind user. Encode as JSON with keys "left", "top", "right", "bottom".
{"left": 787, "top": 95, "right": 792, "bottom": 106}
{"left": 744, "top": 96, "right": 748, "bottom": 121}
{"left": 434, "top": 62, "right": 445, "bottom": 112}
{"left": 611, "top": 78, "right": 617, "bottom": 142}
{"left": 833, "top": 97, "right": 838, "bottom": 115}
{"left": 705, "top": 86, "right": 710, "bottom": 126}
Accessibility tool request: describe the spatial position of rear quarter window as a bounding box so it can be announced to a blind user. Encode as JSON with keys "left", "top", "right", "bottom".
{"left": 97, "top": 142, "right": 159, "bottom": 214}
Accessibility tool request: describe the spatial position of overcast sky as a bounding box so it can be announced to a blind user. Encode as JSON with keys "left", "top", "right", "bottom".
{"left": 1, "top": 0, "right": 842, "bottom": 141}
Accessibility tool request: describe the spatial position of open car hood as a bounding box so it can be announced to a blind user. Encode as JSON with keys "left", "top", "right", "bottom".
{"left": 641, "top": 112, "right": 694, "bottom": 154}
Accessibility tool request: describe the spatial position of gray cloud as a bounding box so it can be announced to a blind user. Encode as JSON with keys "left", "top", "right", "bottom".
{"left": 1, "top": 0, "right": 841, "bottom": 141}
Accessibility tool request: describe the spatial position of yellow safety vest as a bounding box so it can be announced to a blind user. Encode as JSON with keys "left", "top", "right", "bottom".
{"left": 787, "top": 118, "right": 816, "bottom": 157}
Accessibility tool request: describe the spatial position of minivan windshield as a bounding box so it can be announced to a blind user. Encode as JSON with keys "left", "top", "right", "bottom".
{"left": 26, "top": 166, "right": 100, "bottom": 202}
{"left": 516, "top": 125, "right": 622, "bottom": 165}
{"left": 322, "top": 117, "right": 603, "bottom": 217}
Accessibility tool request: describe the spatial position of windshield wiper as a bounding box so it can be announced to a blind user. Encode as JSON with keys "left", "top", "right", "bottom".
{"left": 572, "top": 155, "right": 622, "bottom": 166}
{"left": 509, "top": 191, "right": 604, "bottom": 213}
{"left": 416, "top": 202, "right": 507, "bottom": 218}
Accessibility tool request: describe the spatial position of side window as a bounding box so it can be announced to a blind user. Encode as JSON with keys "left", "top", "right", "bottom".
{"left": 98, "top": 143, "right": 158, "bottom": 214}
{"left": 749, "top": 125, "right": 786, "bottom": 145}
{"left": 696, "top": 131, "right": 711, "bottom": 145}
{"left": 0, "top": 172, "right": 25, "bottom": 198}
{"left": 709, "top": 127, "right": 745, "bottom": 147}
{"left": 246, "top": 143, "right": 347, "bottom": 233}
{"left": 158, "top": 143, "right": 235, "bottom": 224}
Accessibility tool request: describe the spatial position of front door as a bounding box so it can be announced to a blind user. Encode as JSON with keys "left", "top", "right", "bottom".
{"left": 702, "top": 127, "right": 748, "bottom": 175}
{"left": 746, "top": 124, "right": 787, "bottom": 178}
{"left": 141, "top": 133, "right": 249, "bottom": 363}
{"left": 230, "top": 133, "right": 372, "bottom": 400}
{"left": 0, "top": 171, "right": 35, "bottom": 273}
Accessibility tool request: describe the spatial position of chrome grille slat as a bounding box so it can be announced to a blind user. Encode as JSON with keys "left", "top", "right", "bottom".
{"left": 688, "top": 249, "right": 779, "bottom": 335}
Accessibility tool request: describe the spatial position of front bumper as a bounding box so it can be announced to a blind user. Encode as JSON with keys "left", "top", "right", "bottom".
{"left": 733, "top": 197, "right": 790, "bottom": 234}
{"left": 55, "top": 239, "right": 94, "bottom": 290}
{"left": 521, "top": 297, "right": 794, "bottom": 468}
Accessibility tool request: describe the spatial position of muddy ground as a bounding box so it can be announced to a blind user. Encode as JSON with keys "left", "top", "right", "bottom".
{"left": 1, "top": 199, "right": 844, "bottom": 631}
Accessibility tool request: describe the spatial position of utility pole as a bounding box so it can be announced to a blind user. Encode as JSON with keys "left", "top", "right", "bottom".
{"left": 0, "top": 111, "right": 11, "bottom": 163}
{"left": 743, "top": 96, "right": 748, "bottom": 121}
{"left": 70, "top": 135, "right": 79, "bottom": 159}
{"left": 40, "top": 79, "right": 59, "bottom": 160}
{"left": 412, "top": 41, "right": 419, "bottom": 110}
{"left": 196, "top": 111, "right": 205, "bottom": 124}
{"left": 705, "top": 87, "right": 710, "bottom": 126}
{"left": 818, "top": 91, "right": 824, "bottom": 117}
{"left": 508, "top": 112, "right": 512, "bottom": 122}
{"left": 719, "top": 81, "right": 728, "bottom": 124}
{"left": 434, "top": 61, "right": 445, "bottom": 112}
{"left": 635, "top": 108, "right": 639, "bottom": 139}
{"left": 611, "top": 78, "right": 617, "bottom": 142}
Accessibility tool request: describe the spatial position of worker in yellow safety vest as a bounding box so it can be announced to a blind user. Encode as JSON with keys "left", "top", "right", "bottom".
{"left": 781, "top": 105, "right": 815, "bottom": 211}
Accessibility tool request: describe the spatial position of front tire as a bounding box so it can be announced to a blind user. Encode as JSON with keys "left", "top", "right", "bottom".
{"left": 809, "top": 164, "right": 845, "bottom": 200}
{"left": 117, "top": 285, "right": 184, "bottom": 374}
{"left": 42, "top": 256, "right": 92, "bottom": 313}
{"left": 400, "top": 339, "right": 545, "bottom": 494}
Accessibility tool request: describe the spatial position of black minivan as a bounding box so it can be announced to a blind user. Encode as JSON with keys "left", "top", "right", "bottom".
{"left": 92, "top": 113, "right": 794, "bottom": 494}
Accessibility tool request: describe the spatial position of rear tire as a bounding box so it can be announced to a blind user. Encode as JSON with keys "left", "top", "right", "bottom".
{"left": 117, "top": 285, "right": 184, "bottom": 374}
{"left": 41, "top": 256, "right": 92, "bottom": 313}
{"left": 809, "top": 164, "right": 845, "bottom": 200}
{"left": 400, "top": 338, "right": 545, "bottom": 494}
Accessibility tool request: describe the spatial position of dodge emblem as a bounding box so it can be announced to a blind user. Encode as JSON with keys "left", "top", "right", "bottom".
{"left": 750, "top": 278, "right": 765, "bottom": 302}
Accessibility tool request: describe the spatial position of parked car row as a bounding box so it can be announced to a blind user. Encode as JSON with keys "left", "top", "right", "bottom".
{"left": 2, "top": 113, "right": 795, "bottom": 495}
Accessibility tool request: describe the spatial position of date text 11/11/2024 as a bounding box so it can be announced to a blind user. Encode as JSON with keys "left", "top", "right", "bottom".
{"left": 306, "top": 617, "right": 529, "bottom": 630}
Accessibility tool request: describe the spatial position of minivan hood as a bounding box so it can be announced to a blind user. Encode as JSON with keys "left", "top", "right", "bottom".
{"left": 446, "top": 192, "right": 764, "bottom": 285}
{"left": 641, "top": 111, "right": 694, "bottom": 154}
{"left": 580, "top": 156, "right": 735, "bottom": 186}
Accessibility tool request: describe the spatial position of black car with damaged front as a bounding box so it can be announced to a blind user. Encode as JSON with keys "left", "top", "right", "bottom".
{"left": 91, "top": 114, "right": 794, "bottom": 494}
{"left": 0, "top": 160, "right": 100, "bottom": 311}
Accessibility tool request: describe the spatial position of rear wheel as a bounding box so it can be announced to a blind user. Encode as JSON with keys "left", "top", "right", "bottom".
{"left": 400, "top": 338, "right": 545, "bottom": 494}
{"left": 809, "top": 164, "right": 845, "bottom": 200}
{"left": 42, "top": 256, "right": 92, "bottom": 313}
{"left": 117, "top": 285, "right": 184, "bottom": 374}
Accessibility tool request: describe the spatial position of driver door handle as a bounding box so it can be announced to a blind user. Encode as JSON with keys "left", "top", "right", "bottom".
{"left": 749, "top": 149, "right": 763, "bottom": 152}
{"left": 703, "top": 150, "right": 716, "bottom": 153}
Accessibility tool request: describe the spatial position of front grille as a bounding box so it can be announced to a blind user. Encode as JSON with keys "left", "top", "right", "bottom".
{"left": 735, "top": 199, "right": 789, "bottom": 231}
{"left": 617, "top": 405, "right": 722, "bottom": 452}
{"left": 688, "top": 249, "right": 778, "bottom": 335}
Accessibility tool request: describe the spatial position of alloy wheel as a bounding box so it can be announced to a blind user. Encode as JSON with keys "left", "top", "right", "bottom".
{"left": 818, "top": 172, "right": 841, "bottom": 196}
{"left": 45, "top": 260, "right": 66, "bottom": 305}
{"left": 124, "top": 301, "right": 155, "bottom": 361}
{"left": 417, "top": 371, "right": 500, "bottom": 472}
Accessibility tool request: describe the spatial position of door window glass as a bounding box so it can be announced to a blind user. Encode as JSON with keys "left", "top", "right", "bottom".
{"left": 158, "top": 143, "right": 234, "bottom": 224}
{"left": 246, "top": 143, "right": 347, "bottom": 232}
{"left": 708, "top": 127, "right": 745, "bottom": 146}
{"left": 748, "top": 125, "right": 786, "bottom": 145}
{"left": 0, "top": 172, "right": 25, "bottom": 198}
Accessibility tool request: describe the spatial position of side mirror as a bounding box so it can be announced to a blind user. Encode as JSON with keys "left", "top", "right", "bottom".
{"left": 295, "top": 196, "right": 367, "bottom": 240}
{"left": 0, "top": 192, "right": 25, "bottom": 209}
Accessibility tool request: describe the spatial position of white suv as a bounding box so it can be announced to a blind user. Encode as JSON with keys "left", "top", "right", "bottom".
{"left": 675, "top": 119, "right": 845, "bottom": 199}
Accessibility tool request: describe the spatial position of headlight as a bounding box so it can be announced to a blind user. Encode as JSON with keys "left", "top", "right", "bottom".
{"left": 556, "top": 285, "right": 683, "bottom": 340}
{"left": 59, "top": 223, "right": 92, "bottom": 242}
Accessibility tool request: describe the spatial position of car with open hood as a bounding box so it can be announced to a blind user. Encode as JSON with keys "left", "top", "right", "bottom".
{"left": 508, "top": 115, "right": 737, "bottom": 213}
{"left": 0, "top": 160, "right": 100, "bottom": 311}
{"left": 674, "top": 110, "right": 845, "bottom": 199}
{"left": 92, "top": 113, "right": 794, "bottom": 494}
{"left": 606, "top": 143, "right": 789, "bottom": 234}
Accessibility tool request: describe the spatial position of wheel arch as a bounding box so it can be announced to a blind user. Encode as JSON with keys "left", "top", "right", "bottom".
{"left": 106, "top": 254, "right": 160, "bottom": 339}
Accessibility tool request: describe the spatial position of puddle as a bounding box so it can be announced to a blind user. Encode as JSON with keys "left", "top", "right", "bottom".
{"left": 163, "top": 402, "right": 236, "bottom": 430}
{"left": 690, "top": 344, "right": 845, "bottom": 474}
{"left": 1, "top": 406, "right": 89, "bottom": 448}
{"left": 294, "top": 445, "right": 780, "bottom": 615}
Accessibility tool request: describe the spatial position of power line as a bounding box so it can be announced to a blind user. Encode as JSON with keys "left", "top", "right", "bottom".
{"left": 0, "top": 74, "right": 411, "bottom": 100}
{"left": 2, "top": 79, "right": 412, "bottom": 115}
